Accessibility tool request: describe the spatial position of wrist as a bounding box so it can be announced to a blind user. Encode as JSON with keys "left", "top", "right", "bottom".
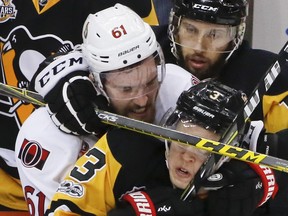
{"left": 248, "top": 163, "right": 278, "bottom": 206}
{"left": 122, "top": 191, "right": 156, "bottom": 216}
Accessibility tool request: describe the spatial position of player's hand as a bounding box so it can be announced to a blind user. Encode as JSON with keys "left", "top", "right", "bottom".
{"left": 30, "top": 51, "right": 112, "bottom": 135}
{"left": 201, "top": 159, "right": 278, "bottom": 216}
{"left": 108, "top": 187, "right": 205, "bottom": 216}
{"left": 241, "top": 120, "right": 288, "bottom": 159}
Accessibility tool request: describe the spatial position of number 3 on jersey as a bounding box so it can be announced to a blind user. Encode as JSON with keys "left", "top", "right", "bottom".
{"left": 70, "top": 147, "right": 106, "bottom": 182}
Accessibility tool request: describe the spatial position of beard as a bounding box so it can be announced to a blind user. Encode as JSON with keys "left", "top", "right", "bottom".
{"left": 177, "top": 52, "right": 228, "bottom": 80}
{"left": 175, "top": 42, "right": 234, "bottom": 80}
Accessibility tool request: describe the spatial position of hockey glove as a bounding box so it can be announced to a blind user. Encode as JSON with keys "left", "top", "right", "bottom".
{"left": 242, "top": 120, "right": 283, "bottom": 158}
{"left": 108, "top": 187, "right": 205, "bottom": 216}
{"left": 202, "top": 159, "right": 278, "bottom": 216}
{"left": 30, "top": 51, "right": 112, "bottom": 135}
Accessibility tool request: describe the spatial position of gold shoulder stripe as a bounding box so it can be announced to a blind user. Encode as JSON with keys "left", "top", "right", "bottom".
{"left": 32, "top": 0, "right": 61, "bottom": 14}
{"left": 142, "top": 0, "right": 159, "bottom": 26}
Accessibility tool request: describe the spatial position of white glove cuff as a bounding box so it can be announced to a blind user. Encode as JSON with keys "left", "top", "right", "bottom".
{"left": 244, "top": 120, "right": 264, "bottom": 152}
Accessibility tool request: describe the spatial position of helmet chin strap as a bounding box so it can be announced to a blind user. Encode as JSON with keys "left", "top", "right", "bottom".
{"left": 224, "top": 41, "right": 239, "bottom": 62}
{"left": 225, "top": 22, "right": 246, "bottom": 62}
{"left": 89, "top": 72, "right": 111, "bottom": 103}
{"left": 168, "top": 25, "right": 179, "bottom": 60}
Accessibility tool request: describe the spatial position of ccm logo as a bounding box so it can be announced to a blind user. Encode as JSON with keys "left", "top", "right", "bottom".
{"left": 193, "top": 4, "right": 218, "bottom": 12}
{"left": 38, "top": 56, "right": 83, "bottom": 88}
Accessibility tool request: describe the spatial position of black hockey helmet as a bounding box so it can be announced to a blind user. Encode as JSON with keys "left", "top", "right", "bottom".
{"left": 172, "top": 0, "right": 248, "bottom": 26}
{"left": 164, "top": 79, "right": 246, "bottom": 134}
{"left": 168, "top": 0, "right": 248, "bottom": 59}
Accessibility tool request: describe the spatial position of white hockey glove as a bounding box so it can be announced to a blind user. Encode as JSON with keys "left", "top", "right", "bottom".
{"left": 242, "top": 120, "right": 279, "bottom": 157}
{"left": 30, "top": 51, "right": 112, "bottom": 136}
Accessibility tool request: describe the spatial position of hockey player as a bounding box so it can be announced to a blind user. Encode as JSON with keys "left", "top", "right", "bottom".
{"left": 167, "top": 1, "right": 288, "bottom": 215}
{"left": 46, "top": 79, "right": 277, "bottom": 216}
{"left": 35, "top": 0, "right": 286, "bottom": 150}
{"left": 26, "top": 1, "right": 286, "bottom": 215}
{"left": 1, "top": 0, "right": 156, "bottom": 212}
{"left": 167, "top": 0, "right": 280, "bottom": 99}
{"left": 15, "top": 4, "right": 195, "bottom": 216}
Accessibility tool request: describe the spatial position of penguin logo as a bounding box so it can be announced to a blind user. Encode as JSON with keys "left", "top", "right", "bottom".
{"left": 0, "top": 25, "right": 73, "bottom": 129}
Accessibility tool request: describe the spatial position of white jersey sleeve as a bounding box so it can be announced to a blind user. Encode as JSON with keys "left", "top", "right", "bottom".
{"left": 155, "top": 63, "right": 199, "bottom": 124}
{"left": 15, "top": 107, "right": 97, "bottom": 216}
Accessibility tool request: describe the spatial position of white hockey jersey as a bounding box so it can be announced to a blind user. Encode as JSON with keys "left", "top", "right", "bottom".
{"left": 14, "top": 63, "right": 197, "bottom": 215}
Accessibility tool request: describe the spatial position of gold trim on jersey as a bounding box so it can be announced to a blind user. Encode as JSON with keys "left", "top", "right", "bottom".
{"left": 263, "top": 91, "right": 288, "bottom": 133}
{"left": 142, "top": 0, "right": 159, "bottom": 26}
{"left": 50, "top": 133, "right": 121, "bottom": 215}
{"left": 0, "top": 168, "right": 28, "bottom": 211}
{"left": 32, "top": 0, "right": 61, "bottom": 14}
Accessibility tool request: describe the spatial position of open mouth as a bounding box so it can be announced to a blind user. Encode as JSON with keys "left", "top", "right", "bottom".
{"left": 188, "top": 56, "right": 208, "bottom": 70}
{"left": 176, "top": 167, "right": 191, "bottom": 179}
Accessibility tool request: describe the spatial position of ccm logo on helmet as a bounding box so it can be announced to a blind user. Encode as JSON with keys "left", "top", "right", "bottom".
{"left": 193, "top": 4, "right": 218, "bottom": 12}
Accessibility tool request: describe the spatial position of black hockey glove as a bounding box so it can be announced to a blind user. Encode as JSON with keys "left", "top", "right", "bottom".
{"left": 108, "top": 187, "right": 205, "bottom": 216}
{"left": 202, "top": 159, "right": 278, "bottom": 216}
{"left": 30, "top": 51, "right": 112, "bottom": 136}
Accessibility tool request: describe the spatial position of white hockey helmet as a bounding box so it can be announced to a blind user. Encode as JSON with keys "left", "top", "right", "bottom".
{"left": 82, "top": 3, "right": 165, "bottom": 100}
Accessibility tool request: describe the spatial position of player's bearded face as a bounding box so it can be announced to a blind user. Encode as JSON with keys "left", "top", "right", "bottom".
{"left": 176, "top": 19, "right": 235, "bottom": 80}
{"left": 166, "top": 123, "right": 220, "bottom": 189}
{"left": 102, "top": 57, "right": 160, "bottom": 123}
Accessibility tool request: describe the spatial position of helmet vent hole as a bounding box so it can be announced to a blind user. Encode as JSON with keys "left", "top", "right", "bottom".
{"left": 137, "top": 54, "right": 141, "bottom": 59}
{"left": 146, "top": 37, "right": 152, "bottom": 46}
{"left": 123, "top": 60, "right": 128, "bottom": 64}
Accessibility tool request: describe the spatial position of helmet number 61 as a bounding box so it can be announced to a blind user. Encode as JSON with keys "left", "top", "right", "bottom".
{"left": 112, "top": 25, "right": 127, "bottom": 38}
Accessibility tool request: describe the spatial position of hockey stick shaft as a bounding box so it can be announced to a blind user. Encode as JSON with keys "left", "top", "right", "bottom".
{"left": 221, "top": 41, "right": 288, "bottom": 148}
{"left": 0, "top": 83, "right": 45, "bottom": 106}
{"left": 96, "top": 110, "right": 288, "bottom": 172}
{"left": 216, "top": 42, "right": 288, "bottom": 166}
{"left": 1, "top": 83, "right": 288, "bottom": 173}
